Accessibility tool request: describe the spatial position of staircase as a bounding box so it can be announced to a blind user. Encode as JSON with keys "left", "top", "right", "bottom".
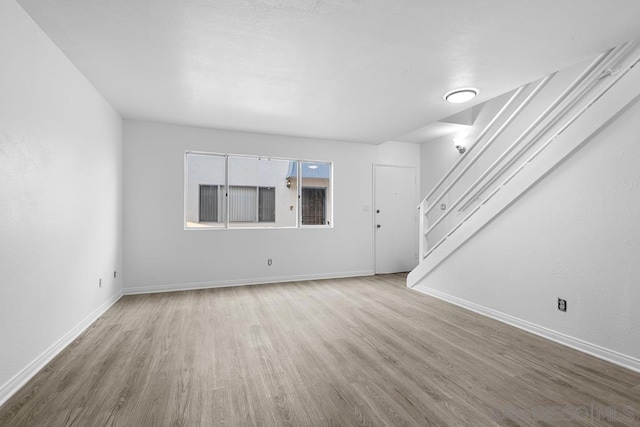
{"left": 407, "top": 39, "right": 640, "bottom": 372}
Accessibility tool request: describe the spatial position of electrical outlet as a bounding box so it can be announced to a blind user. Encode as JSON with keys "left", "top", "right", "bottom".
{"left": 99, "top": 278, "right": 102, "bottom": 288}
{"left": 558, "top": 298, "right": 567, "bottom": 312}
{"left": 267, "top": 259, "right": 273, "bottom": 266}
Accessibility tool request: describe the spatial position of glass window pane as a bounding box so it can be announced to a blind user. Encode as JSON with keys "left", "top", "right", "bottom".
{"left": 258, "top": 187, "right": 276, "bottom": 222}
{"left": 229, "top": 186, "right": 257, "bottom": 222}
{"left": 186, "top": 153, "right": 226, "bottom": 228}
{"left": 228, "top": 156, "right": 296, "bottom": 228}
{"left": 199, "top": 185, "right": 218, "bottom": 222}
{"left": 300, "top": 161, "right": 332, "bottom": 226}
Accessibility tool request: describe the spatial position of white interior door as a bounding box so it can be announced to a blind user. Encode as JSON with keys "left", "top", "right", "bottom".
{"left": 374, "top": 165, "right": 418, "bottom": 274}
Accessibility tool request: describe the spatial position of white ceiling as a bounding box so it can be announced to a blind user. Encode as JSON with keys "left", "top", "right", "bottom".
{"left": 16, "top": 0, "right": 640, "bottom": 144}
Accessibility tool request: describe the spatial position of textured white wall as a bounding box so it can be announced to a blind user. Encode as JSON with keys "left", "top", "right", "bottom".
{"left": 0, "top": 1, "right": 123, "bottom": 400}
{"left": 416, "top": 83, "right": 640, "bottom": 362}
{"left": 123, "top": 122, "right": 419, "bottom": 292}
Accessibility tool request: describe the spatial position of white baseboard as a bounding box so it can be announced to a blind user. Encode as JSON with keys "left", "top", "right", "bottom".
{"left": 411, "top": 283, "right": 640, "bottom": 374}
{"left": 0, "top": 291, "right": 123, "bottom": 407}
{"left": 123, "top": 270, "right": 375, "bottom": 295}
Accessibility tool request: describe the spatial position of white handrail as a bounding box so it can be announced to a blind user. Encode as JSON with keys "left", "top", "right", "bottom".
{"left": 451, "top": 48, "right": 612, "bottom": 214}
{"left": 423, "top": 73, "right": 552, "bottom": 231}
{"left": 421, "top": 44, "right": 640, "bottom": 260}
{"left": 458, "top": 43, "right": 630, "bottom": 211}
{"left": 510, "top": 52, "right": 640, "bottom": 179}
{"left": 422, "top": 86, "right": 524, "bottom": 203}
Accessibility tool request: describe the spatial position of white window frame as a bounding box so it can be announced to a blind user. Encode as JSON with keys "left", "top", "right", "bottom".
{"left": 184, "top": 151, "right": 333, "bottom": 230}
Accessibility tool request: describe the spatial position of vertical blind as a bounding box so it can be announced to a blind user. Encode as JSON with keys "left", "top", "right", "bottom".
{"left": 205, "top": 186, "right": 276, "bottom": 223}
{"left": 199, "top": 185, "right": 218, "bottom": 222}
{"left": 258, "top": 187, "right": 276, "bottom": 222}
{"left": 228, "top": 186, "right": 257, "bottom": 222}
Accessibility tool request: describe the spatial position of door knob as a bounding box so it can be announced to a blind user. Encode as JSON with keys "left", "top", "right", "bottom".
{"left": 376, "top": 224, "right": 381, "bottom": 228}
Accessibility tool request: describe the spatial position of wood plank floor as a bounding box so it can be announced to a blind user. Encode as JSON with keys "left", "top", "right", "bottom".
{"left": 1, "top": 274, "right": 639, "bottom": 426}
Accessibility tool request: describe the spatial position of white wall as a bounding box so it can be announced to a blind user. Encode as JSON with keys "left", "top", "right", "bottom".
{"left": 420, "top": 135, "right": 459, "bottom": 245}
{"left": 414, "top": 60, "right": 640, "bottom": 367}
{"left": 0, "top": 0, "right": 123, "bottom": 404}
{"left": 123, "top": 122, "right": 419, "bottom": 293}
{"left": 377, "top": 140, "right": 422, "bottom": 172}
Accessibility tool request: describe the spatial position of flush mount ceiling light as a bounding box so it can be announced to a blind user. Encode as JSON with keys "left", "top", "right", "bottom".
{"left": 308, "top": 164, "right": 318, "bottom": 169}
{"left": 444, "top": 88, "right": 478, "bottom": 104}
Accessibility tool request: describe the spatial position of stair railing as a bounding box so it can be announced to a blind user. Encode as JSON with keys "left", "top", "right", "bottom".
{"left": 418, "top": 40, "right": 639, "bottom": 260}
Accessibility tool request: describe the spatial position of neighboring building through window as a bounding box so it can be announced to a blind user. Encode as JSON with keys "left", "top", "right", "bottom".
{"left": 258, "top": 187, "right": 276, "bottom": 222}
{"left": 286, "top": 161, "right": 332, "bottom": 226}
{"left": 185, "top": 152, "right": 332, "bottom": 229}
{"left": 199, "top": 185, "right": 218, "bottom": 222}
{"left": 186, "top": 153, "right": 226, "bottom": 228}
{"left": 301, "top": 188, "right": 326, "bottom": 225}
{"left": 227, "top": 186, "right": 275, "bottom": 223}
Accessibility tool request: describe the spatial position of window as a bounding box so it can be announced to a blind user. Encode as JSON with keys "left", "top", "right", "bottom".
{"left": 300, "top": 161, "right": 331, "bottom": 226}
{"left": 226, "top": 186, "right": 275, "bottom": 223}
{"left": 185, "top": 152, "right": 332, "bottom": 229}
{"left": 186, "top": 153, "right": 226, "bottom": 228}
{"left": 258, "top": 187, "right": 276, "bottom": 222}
{"left": 227, "top": 156, "right": 296, "bottom": 228}
{"left": 228, "top": 186, "right": 257, "bottom": 222}
{"left": 199, "top": 185, "right": 219, "bottom": 222}
{"left": 301, "top": 188, "right": 326, "bottom": 225}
